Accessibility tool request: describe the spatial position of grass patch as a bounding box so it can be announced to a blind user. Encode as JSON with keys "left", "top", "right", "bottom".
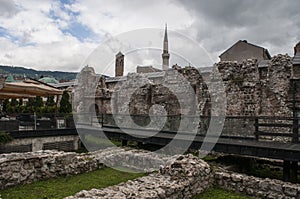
{"left": 0, "top": 167, "right": 144, "bottom": 199}
{"left": 83, "top": 135, "right": 122, "bottom": 149}
{"left": 202, "top": 154, "right": 218, "bottom": 162}
{"left": 246, "top": 163, "right": 283, "bottom": 180}
{"left": 192, "top": 187, "right": 251, "bottom": 199}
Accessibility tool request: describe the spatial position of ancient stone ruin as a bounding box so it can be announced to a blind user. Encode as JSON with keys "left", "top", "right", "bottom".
{"left": 1, "top": 149, "right": 299, "bottom": 198}
{"left": 74, "top": 54, "right": 296, "bottom": 118}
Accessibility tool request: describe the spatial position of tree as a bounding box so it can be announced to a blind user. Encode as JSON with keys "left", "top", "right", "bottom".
{"left": 17, "top": 98, "right": 24, "bottom": 112}
{"left": 44, "top": 96, "right": 56, "bottom": 114}
{"left": 34, "top": 96, "right": 44, "bottom": 113}
{"left": 46, "top": 96, "right": 55, "bottom": 107}
{"left": 18, "top": 98, "right": 23, "bottom": 107}
{"left": 24, "top": 98, "right": 34, "bottom": 113}
{"left": 9, "top": 98, "right": 18, "bottom": 113}
{"left": 2, "top": 99, "right": 9, "bottom": 113}
{"left": 59, "top": 91, "right": 72, "bottom": 114}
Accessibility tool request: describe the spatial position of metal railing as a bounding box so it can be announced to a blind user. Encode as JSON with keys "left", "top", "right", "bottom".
{"left": 254, "top": 116, "right": 299, "bottom": 143}
{"left": 0, "top": 113, "right": 75, "bottom": 131}
{"left": 96, "top": 114, "right": 299, "bottom": 143}
{"left": 2, "top": 112, "right": 299, "bottom": 143}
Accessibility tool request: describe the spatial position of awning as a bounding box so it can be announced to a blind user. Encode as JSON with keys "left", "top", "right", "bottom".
{"left": 0, "top": 79, "right": 63, "bottom": 99}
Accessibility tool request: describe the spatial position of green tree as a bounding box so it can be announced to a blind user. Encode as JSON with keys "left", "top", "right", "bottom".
{"left": 17, "top": 98, "right": 24, "bottom": 113}
{"left": 10, "top": 98, "right": 18, "bottom": 107}
{"left": 24, "top": 98, "right": 34, "bottom": 113}
{"left": 18, "top": 98, "right": 23, "bottom": 106}
{"left": 10, "top": 98, "right": 18, "bottom": 113}
{"left": 44, "top": 96, "right": 56, "bottom": 114}
{"left": 46, "top": 96, "right": 55, "bottom": 106}
{"left": 59, "top": 91, "right": 72, "bottom": 114}
{"left": 34, "top": 96, "right": 44, "bottom": 113}
{"left": 2, "top": 99, "right": 9, "bottom": 113}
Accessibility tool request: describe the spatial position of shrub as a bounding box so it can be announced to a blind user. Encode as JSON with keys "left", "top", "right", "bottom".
{"left": 0, "top": 131, "right": 13, "bottom": 144}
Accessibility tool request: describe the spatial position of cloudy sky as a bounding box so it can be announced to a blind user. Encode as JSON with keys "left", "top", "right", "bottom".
{"left": 0, "top": 0, "right": 299, "bottom": 73}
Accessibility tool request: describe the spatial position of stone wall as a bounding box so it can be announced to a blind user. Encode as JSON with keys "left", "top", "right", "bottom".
{"left": 216, "top": 54, "right": 292, "bottom": 117}
{"left": 66, "top": 151, "right": 300, "bottom": 199}
{"left": 0, "top": 147, "right": 172, "bottom": 189}
{"left": 215, "top": 171, "right": 300, "bottom": 198}
{"left": 0, "top": 150, "right": 101, "bottom": 189}
{"left": 75, "top": 54, "right": 294, "bottom": 118}
{"left": 1, "top": 149, "right": 300, "bottom": 198}
{"left": 65, "top": 154, "right": 213, "bottom": 199}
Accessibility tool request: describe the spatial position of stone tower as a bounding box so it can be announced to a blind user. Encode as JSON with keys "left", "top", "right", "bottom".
{"left": 162, "top": 24, "right": 170, "bottom": 70}
{"left": 115, "top": 52, "right": 124, "bottom": 77}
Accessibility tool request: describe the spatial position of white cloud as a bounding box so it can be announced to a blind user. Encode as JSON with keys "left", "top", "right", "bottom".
{"left": 179, "top": 0, "right": 300, "bottom": 59}
{"left": 0, "top": 0, "right": 98, "bottom": 71}
{"left": 0, "top": 0, "right": 299, "bottom": 72}
{"left": 67, "top": 0, "right": 193, "bottom": 35}
{"left": 0, "top": 0, "right": 194, "bottom": 72}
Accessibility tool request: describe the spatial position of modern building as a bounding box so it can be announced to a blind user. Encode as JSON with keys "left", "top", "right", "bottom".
{"left": 219, "top": 40, "right": 271, "bottom": 62}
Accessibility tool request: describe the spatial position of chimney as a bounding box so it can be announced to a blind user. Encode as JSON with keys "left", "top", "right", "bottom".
{"left": 115, "top": 52, "right": 124, "bottom": 77}
{"left": 292, "top": 42, "right": 300, "bottom": 79}
{"left": 294, "top": 42, "right": 300, "bottom": 56}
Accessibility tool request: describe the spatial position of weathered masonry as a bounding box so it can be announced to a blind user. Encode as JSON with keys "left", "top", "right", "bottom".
{"left": 74, "top": 53, "right": 298, "bottom": 118}
{"left": 1, "top": 149, "right": 299, "bottom": 198}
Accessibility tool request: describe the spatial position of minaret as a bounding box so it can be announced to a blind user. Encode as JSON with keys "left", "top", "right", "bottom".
{"left": 115, "top": 52, "right": 124, "bottom": 76}
{"left": 162, "top": 24, "right": 170, "bottom": 70}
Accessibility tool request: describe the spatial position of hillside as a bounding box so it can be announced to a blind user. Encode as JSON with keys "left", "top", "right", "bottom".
{"left": 0, "top": 65, "right": 78, "bottom": 81}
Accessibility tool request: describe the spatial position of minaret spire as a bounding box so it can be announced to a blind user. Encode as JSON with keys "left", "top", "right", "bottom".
{"left": 162, "top": 24, "right": 170, "bottom": 70}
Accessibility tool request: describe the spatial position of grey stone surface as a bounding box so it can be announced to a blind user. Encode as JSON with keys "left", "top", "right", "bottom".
{"left": 0, "top": 147, "right": 171, "bottom": 189}
{"left": 215, "top": 170, "right": 300, "bottom": 199}
{"left": 65, "top": 154, "right": 213, "bottom": 199}
{"left": 1, "top": 148, "right": 299, "bottom": 199}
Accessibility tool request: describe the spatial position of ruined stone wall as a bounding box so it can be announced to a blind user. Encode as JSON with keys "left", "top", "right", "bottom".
{"left": 215, "top": 170, "right": 300, "bottom": 198}
{"left": 0, "top": 150, "right": 101, "bottom": 189}
{"left": 216, "top": 59, "right": 259, "bottom": 116}
{"left": 112, "top": 68, "right": 206, "bottom": 116}
{"left": 65, "top": 154, "right": 213, "bottom": 199}
{"left": 96, "top": 54, "right": 293, "bottom": 118}
{"left": 258, "top": 54, "right": 292, "bottom": 116}
{"left": 74, "top": 55, "right": 294, "bottom": 137}
{"left": 1, "top": 149, "right": 300, "bottom": 198}
{"left": 0, "top": 147, "right": 171, "bottom": 189}
{"left": 216, "top": 54, "right": 293, "bottom": 117}
{"left": 66, "top": 152, "right": 300, "bottom": 199}
{"left": 102, "top": 68, "right": 209, "bottom": 131}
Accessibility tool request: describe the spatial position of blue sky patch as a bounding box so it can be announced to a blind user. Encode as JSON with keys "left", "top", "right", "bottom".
{"left": 62, "top": 22, "right": 96, "bottom": 42}
{"left": 0, "top": 27, "right": 20, "bottom": 43}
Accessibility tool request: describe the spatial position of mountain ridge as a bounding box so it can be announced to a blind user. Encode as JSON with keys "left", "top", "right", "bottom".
{"left": 0, "top": 65, "right": 78, "bottom": 81}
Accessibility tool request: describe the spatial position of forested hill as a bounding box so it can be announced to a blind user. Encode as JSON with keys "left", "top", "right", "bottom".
{"left": 0, "top": 65, "right": 78, "bottom": 81}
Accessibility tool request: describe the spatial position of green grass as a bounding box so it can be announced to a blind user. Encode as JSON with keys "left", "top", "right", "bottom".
{"left": 0, "top": 166, "right": 252, "bottom": 199}
{"left": 83, "top": 135, "right": 122, "bottom": 149}
{"left": 192, "top": 187, "right": 252, "bottom": 199}
{"left": 0, "top": 167, "right": 144, "bottom": 199}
